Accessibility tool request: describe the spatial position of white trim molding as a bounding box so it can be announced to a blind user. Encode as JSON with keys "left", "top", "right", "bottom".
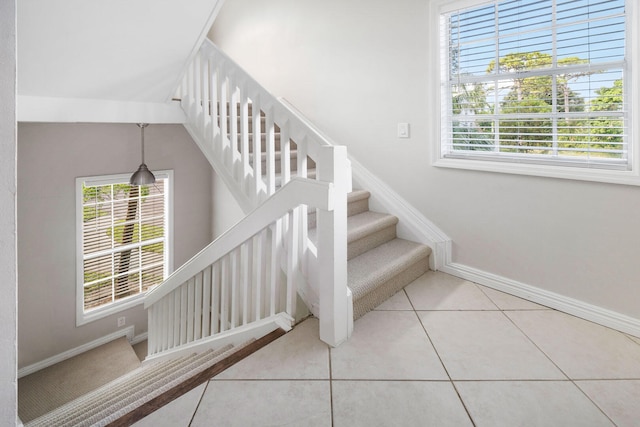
{"left": 76, "top": 170, "right": 174, "bottom": 326}
{"left": 441, "top": 261, "right": 640, "bottom": 339}
{"left": 17, "top": 96, "right": 186, "bottom": 124}
{"left": 18, "top": 326, "right": 135, "bottom": 379}
{"left": 349, "top": 155, "right": 451, "bottom": 270}
{"left": 428, "top": 0, "right": 640, "bottom": 187}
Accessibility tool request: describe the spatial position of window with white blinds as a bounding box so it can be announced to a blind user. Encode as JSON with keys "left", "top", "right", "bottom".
{"left": 76, "top": 172, "right": 171, "bottom": 324}
{"left": 441, "top": 0, "right": 629, "bottom": 170}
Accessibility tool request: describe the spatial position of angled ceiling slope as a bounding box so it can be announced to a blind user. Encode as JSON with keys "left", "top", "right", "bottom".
{"left": 17, "top": 0, "right": 224, "bottom": 123}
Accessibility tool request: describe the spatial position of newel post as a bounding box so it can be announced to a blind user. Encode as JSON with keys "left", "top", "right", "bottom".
{"left": 316, "top": 145, "right": 352, "bottom": 347}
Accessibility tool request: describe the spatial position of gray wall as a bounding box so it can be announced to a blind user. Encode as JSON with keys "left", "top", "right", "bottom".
{"left": 212, "top": 169, "right": 244, "bottom": 238}
{"left": 0, "top": 0, "right": 18, "bottom": 423}
{"left": 209, "top": 0, "right": 640, "bottom": 321}
{"left": 18, "top": 123, "right": 213, "bottom": 368}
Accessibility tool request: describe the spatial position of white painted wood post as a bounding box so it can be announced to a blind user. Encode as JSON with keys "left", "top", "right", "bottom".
{"left": 316, "top": 145, "right": 352, "bottom": 347}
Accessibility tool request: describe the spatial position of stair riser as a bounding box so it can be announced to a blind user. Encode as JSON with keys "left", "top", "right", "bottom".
{"left": 348, "top": 197, "right": 369, "bottom": 217}
{"left": 352, "top": 256, "right": 429, "bottom": 319}
{"left": 348, "top": 225, "right": 396, "bottom": 261}
{"left": 308, "top": 191, "right": 371, "bottom": 229}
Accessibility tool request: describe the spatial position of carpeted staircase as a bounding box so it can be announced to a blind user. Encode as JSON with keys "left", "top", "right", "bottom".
{"left": 239, "top": 112, "right": 432, "bottom": 319}
{"left": 248, "top": 118, "right": 432, "bottom": 319}
{"left": 311, "top": 189, "right": 431, "bottom": 319}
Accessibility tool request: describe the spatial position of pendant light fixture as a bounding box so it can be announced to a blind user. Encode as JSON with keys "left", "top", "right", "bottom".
{"left": 130, "top": 123, "right": 156, "bottom": 186}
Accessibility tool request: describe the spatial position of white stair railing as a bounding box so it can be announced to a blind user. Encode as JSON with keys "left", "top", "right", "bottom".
{"left": 145, "top": 178, "right": 342, "bottom": 361}
{"left": 165, "top": 39, "right": 352, "bottom": 348}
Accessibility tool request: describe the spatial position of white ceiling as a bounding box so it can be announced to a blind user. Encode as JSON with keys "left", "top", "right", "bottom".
{"left": 17, "top": 0, "right": 223, "bottom": 122}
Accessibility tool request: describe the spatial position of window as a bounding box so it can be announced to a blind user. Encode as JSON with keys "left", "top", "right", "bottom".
{"left": 436, "top": 0, "right": 638, "bottom": 183}
{"left": 76, "top": 171, "right": 173, "bottom": 325}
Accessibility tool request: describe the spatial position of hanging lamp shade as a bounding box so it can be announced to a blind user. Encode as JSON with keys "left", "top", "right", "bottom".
{"left": 130, "top": 123, "right": 156, "bottom": 185}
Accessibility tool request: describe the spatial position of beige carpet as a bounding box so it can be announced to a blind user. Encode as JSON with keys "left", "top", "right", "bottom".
{"left": 18, "top": 336, "right": 141, "bottom": 423}
{"left": 26, "top": 343, "right": 241, "bottom": 427}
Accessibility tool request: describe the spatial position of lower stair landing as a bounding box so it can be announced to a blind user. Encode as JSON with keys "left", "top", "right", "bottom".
{"left": 18, "top": 337, "right": 141, "bottom": 423}
{"left": 19, "top": 330, "right": 285, "bottom": 427}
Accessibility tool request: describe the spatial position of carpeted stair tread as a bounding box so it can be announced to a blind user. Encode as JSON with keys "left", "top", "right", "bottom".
{"left": 348, "top": 238, "right": 431, "bottom": 302}
{"left": 24, "top": 341, "right": 252, "bottom": 427}
{"left": 308, "top": 210, "right": 399, "bottom": 260}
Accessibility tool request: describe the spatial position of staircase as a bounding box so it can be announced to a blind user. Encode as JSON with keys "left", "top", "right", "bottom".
{"left": 230, "top": 108, "right": 432, "bottom": 320}
{"left": 335, "top": 191, "right": 431, "bottom": 319}
{"left": 19, "top": 38, "right": 434, "bottom": 426}
{"left": 22, "top": 330, "right": 283, "bottom": 427}
{"left": 142, "top": 38, "right": 432, "bottom": 369}
{"left": 173, "top": 39, "right": 431, "bottom": 332}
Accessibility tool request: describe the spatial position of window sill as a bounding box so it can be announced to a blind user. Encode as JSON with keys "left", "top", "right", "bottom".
{"left": 433, "top": 156, "right": 640, "bottom": 186}
{"left": 76, "top": 293, "right": 145, "bottom": 326}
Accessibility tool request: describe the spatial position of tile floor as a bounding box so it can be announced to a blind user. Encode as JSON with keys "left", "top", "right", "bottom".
{"left": 133, "top": 271, "right": 640, "bottom": 426}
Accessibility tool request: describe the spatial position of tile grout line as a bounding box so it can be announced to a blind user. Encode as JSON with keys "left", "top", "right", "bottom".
{"left": 405, "top": 288, "right": 477, "bottom": 427}
{"left": 473, "top": 283, "right": 502, "bottom": 311}
{"left": 187, "top": 379, "right": 212, "bottom": 426}
{"left": 499, "top": 310, "right": 618, "bottom": 426}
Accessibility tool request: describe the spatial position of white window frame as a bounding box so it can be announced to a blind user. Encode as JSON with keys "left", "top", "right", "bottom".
{"left": 75, "top": 170, "right": 174, "bottom": 326}
{"left": 430, "top": 0, "right": 640, "bottom": 185}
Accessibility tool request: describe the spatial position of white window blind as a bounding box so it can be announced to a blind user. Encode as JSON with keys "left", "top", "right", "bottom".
{"left": 77, "top": 172, "right": 170, "bottom": 319}
{"left": 441, "top": 0, "right": 628, "bottom": 169}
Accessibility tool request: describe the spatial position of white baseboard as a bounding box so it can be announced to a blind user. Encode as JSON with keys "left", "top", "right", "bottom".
{"left": 18, "top": 326, "right": 135, "bottom": 379}
{"left": 441, "top": 262, "right": 640, "bottom": 339}
{"left": 131, "top": 332, "right": 148, "bottom": 346}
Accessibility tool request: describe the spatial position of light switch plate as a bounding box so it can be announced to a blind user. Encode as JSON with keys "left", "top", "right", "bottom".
{"left": 398, "top": 122, "right": 410, "bottom": 138}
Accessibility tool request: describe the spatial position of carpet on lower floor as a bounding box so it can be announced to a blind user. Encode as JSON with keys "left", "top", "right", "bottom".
{"left": 18, "top": 336, "right": 141, "bottom": 422}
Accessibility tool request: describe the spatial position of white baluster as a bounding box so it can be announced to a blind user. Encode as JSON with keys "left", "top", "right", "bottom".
{"left": 193, "top": 53, "right": 201, "bottom": 127}
{"left": 218, "top": 68, "right": 229, "bottom": 155}
{"left": 281, "top": 122, "right": 291, "bottom": 186}
{"left": 255, "top": 229, "right": 267, "bottom": 321}
{"left": 212, "top": 262, "right": 220, "bottom": 334}
{"left": 265, "top": 107, "right": 276, "bottom": 195}
{"left": 173, "top": 290, "right": 180, "bottom": 349}
{"left": 298, "top": 136, "right": 310, "bottom": 278}
{"left": 194, "top": 272, "right": 203, "bottom": 341}
{"left": 232, "top": 247, "right": 242, "bottom": 328}
{"left": 180, "top": 284, "right": 188, "bottom": 345}
{"left": 229, "top": 82, "right": 240, "bottom": 169}
{"left": 161, "top": 298, "right": 169, "bottom": 351}
{"left": 269, "top": 220, "right": 282, "bottom": 316}
{"left": 167, "top": 290, "right": 175, "bottom": 349}
{"left": 220, "top": 255, "right": 228, "bottom": 332}
{"left": 187, "top": 277, "right": 195, "bottom": 343}
{"left": 287, "top": 207, "right": 299, "bottom": 316}
{"left": 209, "top": 58, "right": 219, "bottom": 150}
{"left": 241, "top": 240, "right": 251, "bottom": 325}
{"left": 202, "top": 265, "right": 211, "bottom": 338}
{"left": 252, "top": 97, "right": 263, "bottom": 201}
{"left": 240, "top": 82, "right": 251, "bottom": 189}
{"left": 201, "top": 56, "right": 210, "bottom": 136}
{"left": 147, "top": 308, "right": 155, "bottom": 356}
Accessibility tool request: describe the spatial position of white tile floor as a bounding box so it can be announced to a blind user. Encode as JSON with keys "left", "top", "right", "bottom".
{"left": 134, "top": 271, "right": 640, "bottom": 427}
